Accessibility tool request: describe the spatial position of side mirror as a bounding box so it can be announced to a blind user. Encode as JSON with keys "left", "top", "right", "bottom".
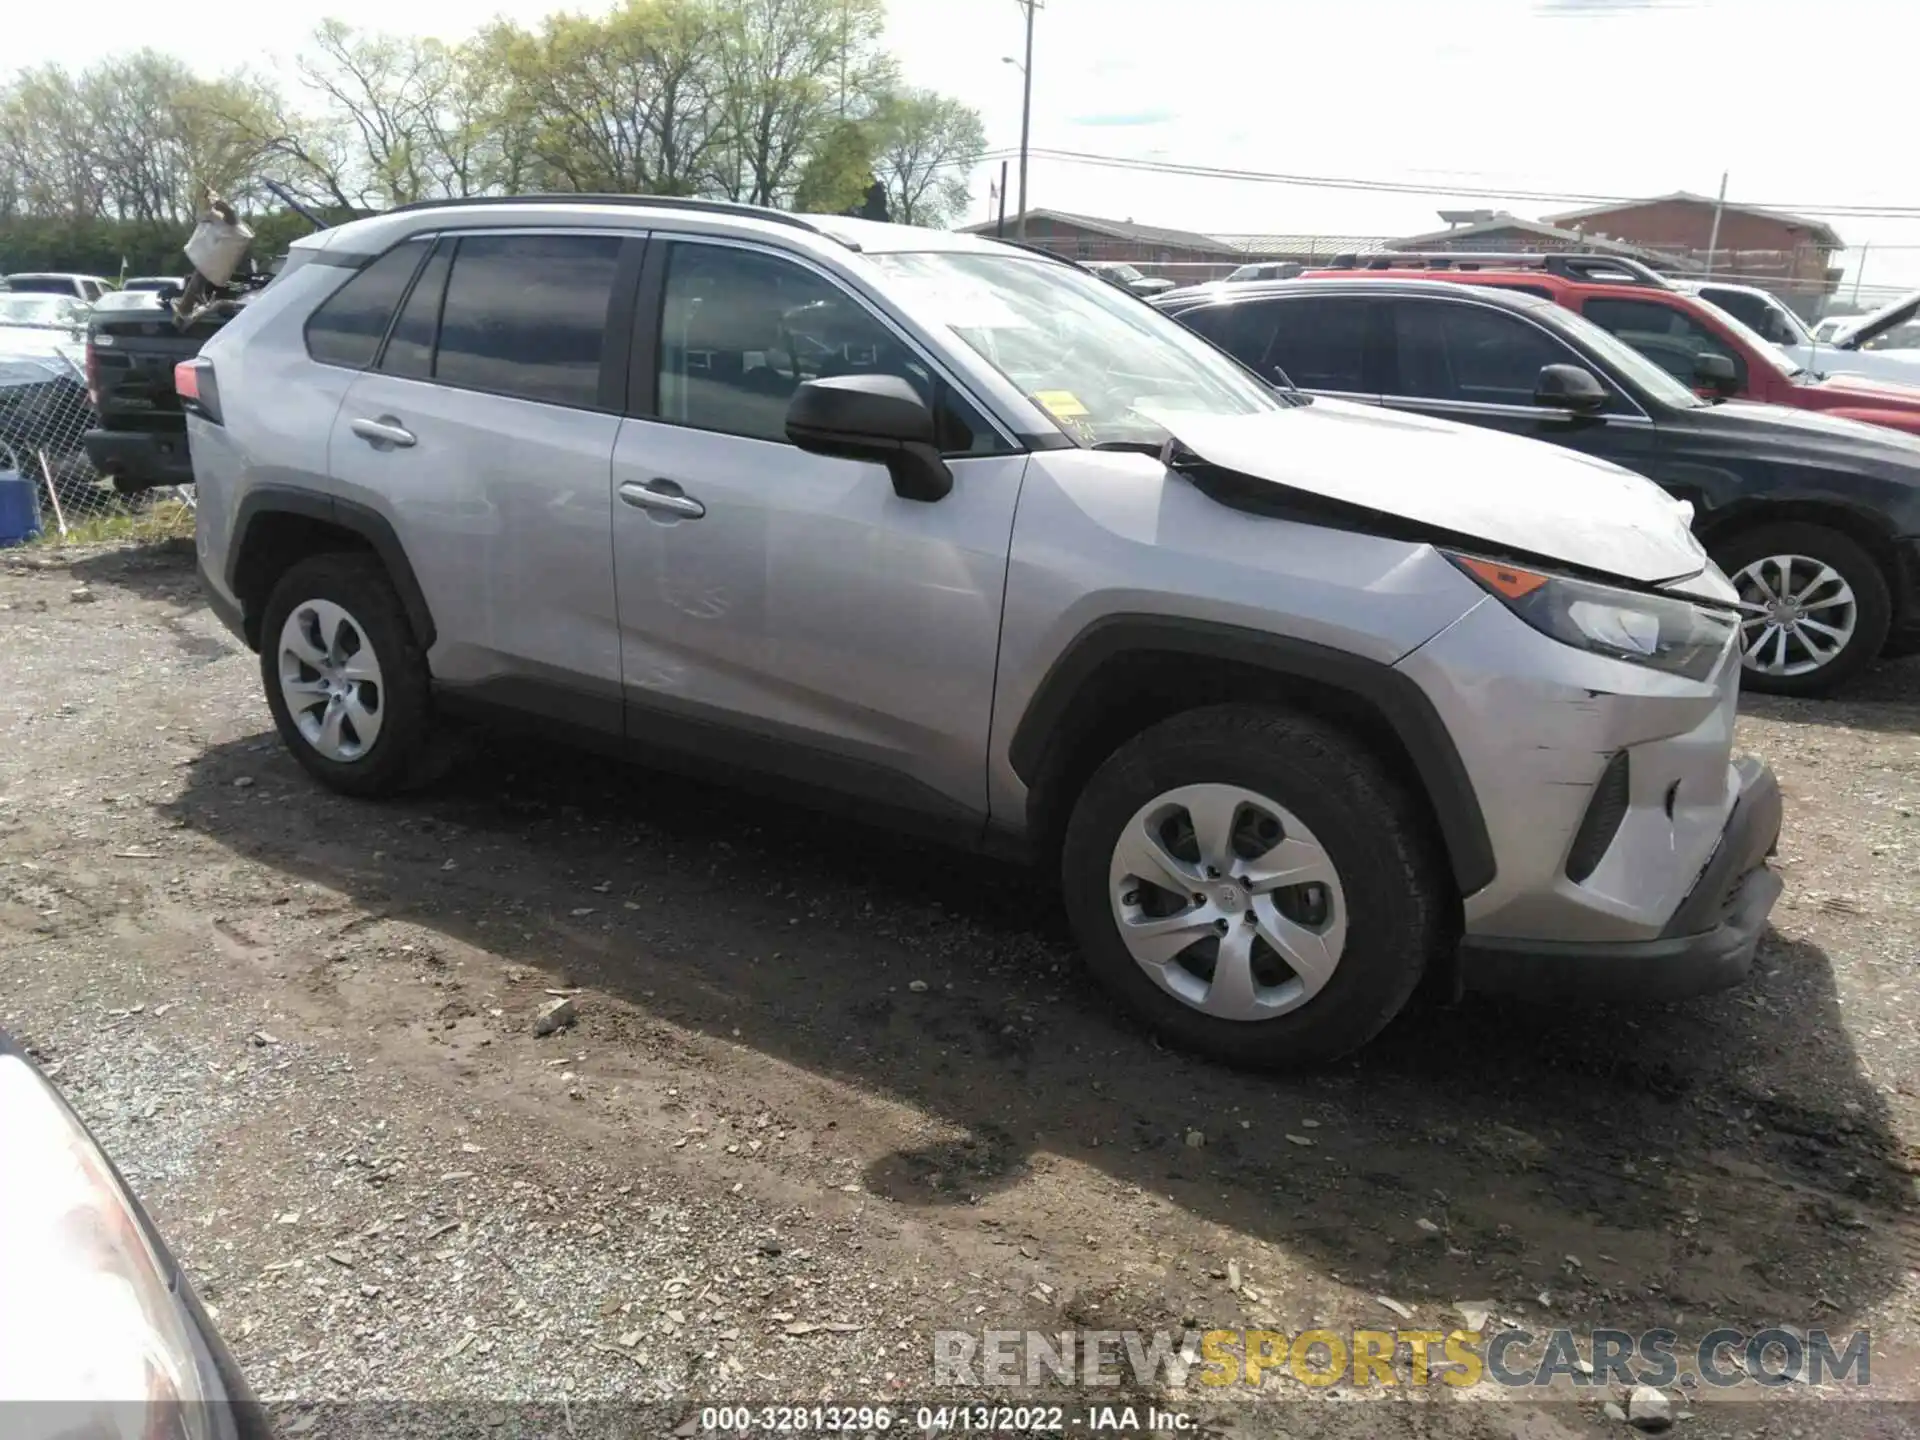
{"left": 785, "top": 374, "right": 953, "bottom": 503}
{"left": 1534, "top": 363, "right": 1609, "bottom": 414}
{"left": 1694, "top": 352, "right": 1739, "bottom": 396}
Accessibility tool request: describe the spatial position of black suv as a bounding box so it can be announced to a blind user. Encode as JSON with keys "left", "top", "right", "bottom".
{"left": 1156, "top": 277, "right": 1920, "bottom": 697}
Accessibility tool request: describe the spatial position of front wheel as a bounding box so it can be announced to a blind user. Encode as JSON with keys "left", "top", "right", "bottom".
{"left": 1060, "top": 704, "right": 1448, "bottom": 1069}
{"left": 1711, "top": 523, "right": 1891, "bottom": 697}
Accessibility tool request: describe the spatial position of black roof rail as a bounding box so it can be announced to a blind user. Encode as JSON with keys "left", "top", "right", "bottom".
{"left": 1320, "top": 250, "right": 1672, "bottom": 288}
{"left": 383, "top": 193, "right": 836, "bottom": 239}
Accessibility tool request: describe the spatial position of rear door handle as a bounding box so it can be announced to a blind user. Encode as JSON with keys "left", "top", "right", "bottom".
{"left": 619, "top": 479, "right": 706, "bottom": 519}
{"left": 351, "top": 416, "right": 416, "bottom": 449}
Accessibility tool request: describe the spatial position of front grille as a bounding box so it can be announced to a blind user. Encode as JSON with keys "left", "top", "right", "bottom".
{"left": 1565, "top": 751, "right": 1631, "bottom": 884}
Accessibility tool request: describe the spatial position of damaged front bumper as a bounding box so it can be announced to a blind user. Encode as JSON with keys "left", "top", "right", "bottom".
{"left": 1459, "top": 756, "right": 1782, "bottom": 1001}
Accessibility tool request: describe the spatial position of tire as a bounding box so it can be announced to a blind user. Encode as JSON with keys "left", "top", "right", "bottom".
{"left": 1709, "top": 522, "right": 1891, "bottom": 698}
{"left": 258, "top": 552, "right": 442, "bottom": 798}
{"left": 1060, "top": 703, "right": 1448, "bottom": 1069}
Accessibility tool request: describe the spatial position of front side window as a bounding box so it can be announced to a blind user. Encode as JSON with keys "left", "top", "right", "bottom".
{"left": 1581, "top": 296, "right": 1757, "bottom": 389}
{"left": 1387, "top": 299, "right": 1580, "bottom": 405}
{"left": 434, "top": 233, "right": 622, "bottom": 408}
{"left": 304, "top": 239, "right": 429, "bottom": 370}
{"left": 868, "top": 250, "right": 1284, "bottom": 447}
{"left": 655, "top": 242, "right": 997, "bottom": 454}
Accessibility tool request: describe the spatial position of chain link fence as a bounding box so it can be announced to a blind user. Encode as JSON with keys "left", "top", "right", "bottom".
{"left": 0, "top": 352, "right": 193, "bottom": 543}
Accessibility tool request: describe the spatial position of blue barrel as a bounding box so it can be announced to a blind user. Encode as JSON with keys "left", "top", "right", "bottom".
{"left": 0, "top": 468, "right": 39, "bottom": 546}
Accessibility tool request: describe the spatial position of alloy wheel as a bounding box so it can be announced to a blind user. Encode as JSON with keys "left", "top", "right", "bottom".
{"left": 1106, "top": 782, "right": 1347, "bottom": 1022}
{"left": 1730, "top": 553, "right": 1858, "bottom": 679}
{"left": 276, "top": 599, "right": 385, "bottom": 762}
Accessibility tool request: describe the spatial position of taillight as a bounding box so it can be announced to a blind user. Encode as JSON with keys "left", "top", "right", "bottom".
{"left": 175, "top": 358, "right": 222, "bottom": 425}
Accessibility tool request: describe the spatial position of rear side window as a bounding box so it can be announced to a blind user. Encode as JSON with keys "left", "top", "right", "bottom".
{"left": 1266, "top": 297, "right": 1372, "bottom": 391}
{"left": 380, "top": 242, "right": 451, "bottom": 380}
{"left": 435, "top": 233, "right": 622, "bottom": 408}
{"left": 1177, "top": 303, "right": 1280, "bottom": 372}
{"left": 305, "top": 240, "right": 429, "bottom": 369}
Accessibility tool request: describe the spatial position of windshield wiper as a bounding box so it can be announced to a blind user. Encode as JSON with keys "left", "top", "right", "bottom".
{"left": 1271, "top": 364, "right": 1313, "bottom": 407}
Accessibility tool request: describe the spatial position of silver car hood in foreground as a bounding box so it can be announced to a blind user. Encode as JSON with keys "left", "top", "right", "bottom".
{"left": 1148, "top": 398, "right": 1709, "bottom": 586}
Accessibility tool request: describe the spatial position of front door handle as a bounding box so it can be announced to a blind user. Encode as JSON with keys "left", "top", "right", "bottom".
{"left": 619, "top": 479, "right": 706, "bottom": 520}
{"left": 351, "top": 416, "right": 416, "bottom": 449}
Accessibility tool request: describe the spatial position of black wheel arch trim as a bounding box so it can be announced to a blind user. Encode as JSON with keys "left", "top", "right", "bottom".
{"left": 1007, "top": 614, "right": 1497, "bottom": 896}
{"left": 227, "top": 486, "right": 436, "bottom": 653}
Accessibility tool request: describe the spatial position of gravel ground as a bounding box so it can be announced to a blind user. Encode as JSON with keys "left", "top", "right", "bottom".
{"left": 5, "top": 536, "right": 1920, "bottom": 1439}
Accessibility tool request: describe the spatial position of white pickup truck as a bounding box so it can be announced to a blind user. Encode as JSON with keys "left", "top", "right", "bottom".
{"left": 1681, "top": 279, "right": 1920, "bottom": 386}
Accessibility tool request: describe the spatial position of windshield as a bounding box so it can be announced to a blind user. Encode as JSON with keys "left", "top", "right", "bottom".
{"left": 0, "top": 294, "right": 85, "bottom": 329}
{"left": 870, "top": 251, "right": 1284, "bottom": 446}
{"left": 1692, "top": 298, "right": 1805, "bottom": 379}
{"left": 1546, "top": 304, "right": 1710, "bottom": 409}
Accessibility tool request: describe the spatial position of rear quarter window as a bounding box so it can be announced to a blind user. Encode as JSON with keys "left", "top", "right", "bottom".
{"left": 303, "top": 240, "right": 431, "bottom": 369}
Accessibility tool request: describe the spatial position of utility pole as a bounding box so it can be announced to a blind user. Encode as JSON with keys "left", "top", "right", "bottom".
{"left": 996, "top": 160, "right": 1009, "bottom": 237}
{"left": 1015, "top": 0, "right": 1039, "bottom": 240}
{"left": 1703, "top": 170, "right": 1728, "bottom": 278}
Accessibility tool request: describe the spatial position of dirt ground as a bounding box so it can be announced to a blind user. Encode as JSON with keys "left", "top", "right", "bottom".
{"left": 6, "top": 536, "right": 1920, "bottom": 1439}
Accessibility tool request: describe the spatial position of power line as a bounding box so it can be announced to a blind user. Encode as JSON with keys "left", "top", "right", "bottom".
{"left": 1004, "top": 146, "right": 1920, "bottom": 220}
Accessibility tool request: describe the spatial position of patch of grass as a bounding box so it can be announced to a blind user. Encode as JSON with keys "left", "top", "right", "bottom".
{"left": 28, "top": 496, "right": 195, "bottom": 548}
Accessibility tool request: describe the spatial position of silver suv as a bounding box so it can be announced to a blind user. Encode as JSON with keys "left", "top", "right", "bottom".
{"left": 185, "top": 196, "right": 1783, "bottom": 1066}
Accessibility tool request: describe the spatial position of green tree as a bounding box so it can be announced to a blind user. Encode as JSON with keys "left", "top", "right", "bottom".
{"left": 873, "top": 88, "right": 984, "bottom": 227}
{"left": 792, "top": 118, "right": 876, "bottom": 214}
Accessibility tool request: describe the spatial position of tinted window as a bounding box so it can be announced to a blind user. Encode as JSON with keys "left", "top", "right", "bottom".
{"left": 1264, "top": 297, "right": 1371, "bottom": 391}
{"left": 380, "top": 242, "right": 450, "bottom": 380}
{"left": 1176, "top": 302, "right": 1279, "bottom": 370}
{"left": 1702, "top": 288, "right": 1770, "bottom": 333}
{"left": 305, "top": 240, "right": 429, "bottom": 369}
{"left": 657, "top": 242, "right": 998, "bottom": 454}
{"left": 1389, "top": 300, "right": 1579, "bottom": 404}
{"left": 433, "top": 233, "right": 621, "bottom": 408}
{"left": 1582, "top": 297, "right": 1745, "bottom": 390}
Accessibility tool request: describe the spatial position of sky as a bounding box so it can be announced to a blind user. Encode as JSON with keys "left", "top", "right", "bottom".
{"left": 14, "top": 0, "right": 1920, "bottom": 302}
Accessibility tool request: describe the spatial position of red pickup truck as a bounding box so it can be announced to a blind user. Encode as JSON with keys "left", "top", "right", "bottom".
{"left": 1304, "top": 253, "right": 1920, "bottom": 436}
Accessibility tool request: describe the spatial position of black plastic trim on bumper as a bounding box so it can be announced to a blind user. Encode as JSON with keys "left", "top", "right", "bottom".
{"left": 82, "top": 427, "right": 195, "bottom": 488}
{"left": 1460, "top": 757, "right": 1783, "bottom": 1003}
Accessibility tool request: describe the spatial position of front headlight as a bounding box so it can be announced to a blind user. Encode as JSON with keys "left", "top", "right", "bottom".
{"left": 1447, "top": 553, "right": 1736, "bottom": 682}
{"left": 0, "top": 1049, "right": 215, "bottom": 1434}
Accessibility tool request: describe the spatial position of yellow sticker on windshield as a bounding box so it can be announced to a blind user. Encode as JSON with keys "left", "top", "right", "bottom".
{"left": 1033, "top": 390, "right": 1089, "bottom": 419}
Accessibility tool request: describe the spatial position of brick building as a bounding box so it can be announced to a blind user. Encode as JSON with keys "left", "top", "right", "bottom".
{"left": 1389, "top": 213, "right": 1683, "bottom": 267}
{"left": 960, "top": 208, "right": 1249, "bottom": 282}
{"left": 1545, "top": 193, "right": 1845, "bottom": 317}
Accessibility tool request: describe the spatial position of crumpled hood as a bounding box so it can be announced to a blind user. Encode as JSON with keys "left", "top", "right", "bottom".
{"left": 1145, "top": 398, "right": 1708, "bottom": 585}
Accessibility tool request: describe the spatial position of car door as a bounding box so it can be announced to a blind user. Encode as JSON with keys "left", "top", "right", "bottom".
{"left": 1378, "top": 295, "right": 1657, "bottom": 474}
{"left": 326, "top": 229, "right": 636, "bottom": 731}
{"left": 608, "top": 236, "right": 1027, "bottom": 832}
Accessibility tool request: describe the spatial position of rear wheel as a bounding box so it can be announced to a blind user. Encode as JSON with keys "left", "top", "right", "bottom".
{"left": 259, "top": 553, "right": 442, "bottom": 797}
{"left": 1711, "top": 523, "right": 1890, "bottom": 697}
{"left": 1060, "top": 703, "right": 1448, "bottom": 1068}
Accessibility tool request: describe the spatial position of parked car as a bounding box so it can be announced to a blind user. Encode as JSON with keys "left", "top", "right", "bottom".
{"left": 1158, "top": 272, "right": 1920, "bottom": 697}
{"left": 84, "top": 287, "right": 246, "bottom": 494}
{"left": 1086, "top": 260, "right": 1176, "bottom": 297}
{"left": 0, "top": 1030, "right": 268, "bottom": 1432}
{"left": 1, "top": 272, "right": 111, "bottom": 301}
{"left": 120, "top": 276, "right": 187, "bottom": 295}
{"left": 0, "top": 293, "right": 90, "bottom": 362}
{"left": 186, "top": 196, "right": 1781, "bottom": 1067}
{"left": 1303, "top": 252, "right": 1920, "bottom": 439}
{"left": 1679, "top": 279, "right": 1920, "bottom": 386}
{"left": 1225, "top": 261, "right": 1302, "bottom": 283}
